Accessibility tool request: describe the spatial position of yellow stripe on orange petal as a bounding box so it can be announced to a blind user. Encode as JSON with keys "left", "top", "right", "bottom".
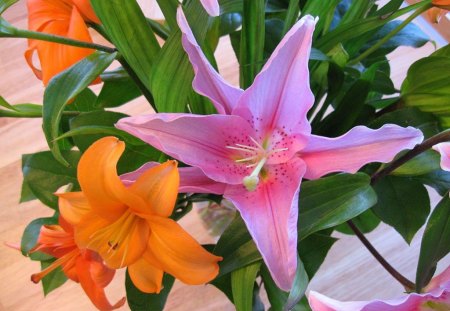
{"left": 129, "top": 160, "right": 180, "bottom": 218}
{"left": 78, "top": 137, "right": 129, "bottom": 221}
{"left": 74, "top": 211, "right": 150, "bottom": 269}
{"left": 147, "top": 217, "right": 222, "bottom": 285}
{"left": 128, "top": 257, "right": 164, "bottom": 294}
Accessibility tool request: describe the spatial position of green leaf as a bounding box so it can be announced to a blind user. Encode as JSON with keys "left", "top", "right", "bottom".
{"left": 69, "top": 111, "right": 129, "bottom": 151}
{"left": 21, "top": 151, "right": 80, "bottom": 209}
{"left": 372, "top": 176, "right": 430, "bottom": 244}
{"left": 369, "top": 107, "right": 439, "bottom": 139}
{"left": 285, "top": 257, "right": 309, "bottom": 311}
{"left": 301, "top": 0, "right": 341, "bottom": 38}
{"left": 0, "top": 0, "right": 17, "bottom": 14}
{"left": 150, "top": 1, "right": 216, "bottom": 114}
{"left": 68, "top": 111, "right": 161, "bottom": 174}
{"left": 316, "top": 3, "right": 425, "bottom": 52}
{"left": 261, "top": 256, "right": 309, "bottom": 311}
{"left": 0, "top": 103, "right": 42, "bottom": 118}
{"left": 401, "top": 50, "right": 450, "bottom": 128}
{"left": 91, "top": 0, "right": 160, "bottom": 89}
{"left": 21, "top": 217, "right": 58, "bottom": 261}
{"left": 240, "top": 0, "right": 265, "bottom": 87}
{"left": 298, "top": 233, "right": 337, "bottom": 278}
{"left": 414, "top": 169, "right": 450, "bottom": 197}
{"left": 214, "top": 215, "right": 260, "bottom": 276}
{"left": 363, "top": 21, "right": 428, "bottom": 61}
{"left": 298, "top": 173, "right": 377, "bottom": 240}
{"left": 415, "top": 195, "right": 450, "bottom": 291}
{"left": 156, "top": 0, "right": 179, "bottom": 31}
{"left": 41, "top": 259, "right": 68, "bottom": 296}
{"left": 231, "top": 261, "right": 261, "bottom": 311}
{"left": 392, "top": 150, "right": 441, "bottom": 176}
{"left": 43, "top": 51, "right": 116, "bottom": 166}
{"left": 220, "top": 12, "right": 242, "bottom": 36}
{"left": 216, "top": 174, "right": 375, "bottom": 276}
{"left": 335, "top": 209, "right": 380, "bottom": 235}
{"left": 261, "top": 265, "right": 287, "bottom": 311}
{"left": 125, "top": 270, "right": 174, "bottom": 311}
{"left": 316, "top": 69, "right": 374, "bottom": 136}
{"left": 96, "top": 78, "right": 142, "bottom": 108}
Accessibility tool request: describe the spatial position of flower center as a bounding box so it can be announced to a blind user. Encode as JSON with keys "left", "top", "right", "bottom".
{"left": 226, "top": 136, "right": 288, "bottom": 191}
{"left": 421, "top": 301, "right": 450, "bottom": 311}
{"left": 87, "top": 209, "right": 139, "bottom": 268}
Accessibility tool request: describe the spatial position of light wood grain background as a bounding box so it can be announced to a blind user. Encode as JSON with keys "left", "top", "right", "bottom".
{"left": 0, "top": 1, "right": 448, "bottom": 310}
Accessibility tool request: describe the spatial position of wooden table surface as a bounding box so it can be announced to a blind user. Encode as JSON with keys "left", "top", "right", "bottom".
{"left": 0, "top": 2, "right": 448, "bottom": 310}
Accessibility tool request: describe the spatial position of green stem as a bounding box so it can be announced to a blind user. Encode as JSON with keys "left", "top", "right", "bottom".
{"left": 0, "top": 109, "right": 79, "bottom": 118}
{"left": 348, "top": 129, "right": 450, "bottom": 290}
{"left": 10, "top": 28, "right": 116, "bottom": 54}
{"left": 347, "top": 220, "right": 416, "bottom": 291}
{"left": 116, "top": 55, "right": 158, "bottom": 112}
{"left": 371, "top": 129, "right": 450, "bottom": 184}
{"left": 348, "top": 4, "right": 431, "bottom": 65}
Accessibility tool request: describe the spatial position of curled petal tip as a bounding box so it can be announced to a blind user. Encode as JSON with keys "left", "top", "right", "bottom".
{"left": 200, "top": 0, "right": 220, "bottom": 16}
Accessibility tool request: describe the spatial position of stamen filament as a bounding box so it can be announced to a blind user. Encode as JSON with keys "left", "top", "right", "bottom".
{"left": 31, "top": 249, "right": 79, "bottom": 283}
{"left": 226, "top": 146, "right": 256, "bottom": 153}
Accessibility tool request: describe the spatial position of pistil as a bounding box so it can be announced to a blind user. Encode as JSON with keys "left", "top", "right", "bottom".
{"left": 243, "top": 157, "right": 267, "bottom": 191}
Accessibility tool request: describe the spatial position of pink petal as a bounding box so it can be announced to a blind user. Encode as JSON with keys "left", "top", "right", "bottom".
{"left": 433, "top": 142, "right": 450, "bottom": 172}
{"left": 425, "top": 266, "right": 450, "bottom": 292}
{"left": 200, "top": 0, "right": 220, "bottom": 16}
{"left": 121, "top": 162, "right": 226, "bottom": 195}
{"left": 177, "top": 8, "right": 242, "bottom": 114}
{"left": 233, "top": 15, "right": 316, "bottom": 141}
{"left": 116, "top": 113, "right": 256, "bottom": 185}
{"left": 301, "top": 125, "right": 424, "bottom": 180}
{"left": 224, "top": 158, "right": 306, "bottom": 291}
{"left": 308, "top": 287, "right": 450, "bottom": 311}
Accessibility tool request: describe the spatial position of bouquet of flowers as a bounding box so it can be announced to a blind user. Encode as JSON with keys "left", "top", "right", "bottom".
{"left": 1, "top": 0, "right": 449, "bottom": 310}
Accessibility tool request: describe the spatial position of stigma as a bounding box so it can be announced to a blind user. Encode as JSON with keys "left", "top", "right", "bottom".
{"left": 226, "top": 136, "right": 287, "bottom": 191}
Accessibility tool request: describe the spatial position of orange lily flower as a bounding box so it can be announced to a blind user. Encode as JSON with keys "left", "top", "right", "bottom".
{"left": 428, "top": 0, "right": 450, "bottom": 23}
{"left": 31, "top": 216, "right": 125, "bottom": 311}
{"left": 58, "top": 137, "right": 222, "bottom": 293}
{"left": 25, "top": 0, "right": 100, "bottom": 85}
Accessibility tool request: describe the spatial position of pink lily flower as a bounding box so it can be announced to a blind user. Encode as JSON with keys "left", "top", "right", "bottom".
{"left": 116, "top": 8, "right": 423, "bottom": 290}
{"left": 200, "top": 0, "right": 220, "bottom": 16}
{"left": 308, "top": 266, "right": 450, "bottom": 310}
{"left": 433, "top": 143, "right": 450, "bottom": 172}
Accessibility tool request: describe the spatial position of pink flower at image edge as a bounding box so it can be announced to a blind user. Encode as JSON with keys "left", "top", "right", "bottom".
{"left": 116, "top": 8, "right": 423, "bottom": 291}
{"left": 433, "top": 142, "right": 450, "bottom": 172}
{"left": 308, "top": 266, "right": 450, "bottom": 311}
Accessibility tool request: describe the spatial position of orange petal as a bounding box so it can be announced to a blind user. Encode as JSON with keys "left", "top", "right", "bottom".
{"left": 26, "top": 3, "right": 96, "bottom": 85}
{"left": 77, "top": 137, "right": 130, "bottom": 221}
{"left": 58, "top": 192, "right": 91, "bottom": 225}
{"left": 76, "top": 256, "right": 126, "bottom": 311}
{"left": 147, "top": 217, "right": 221, "bottom": 285}
{"left": 427, "top": 7, "right": 445, "bottom": 23}
{"left": 432, "top": 0, "right": 450, "bottom": 9}
{"left": 128, "top": 257, "right": 164, "bottom": 293}
{"left": 83, "top": 250, "right": 115, "bottom": 288}
{"left": 129, "top": 160, "right": 180, "bottom": 218}
{"left": 27, "top": 0, "right": 72, "bottom": 32}
{"left": 74, "top": 211, "right": 150, "bottom": 269}
{"left": 70, "top": 0, "right": 100, "bottom": 23}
